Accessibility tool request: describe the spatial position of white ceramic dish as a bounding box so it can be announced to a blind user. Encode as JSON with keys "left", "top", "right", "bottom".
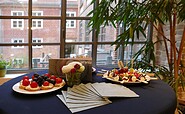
{"left": 12, "top": 80, "right": 65, "bottom": 94}
{"left": 103, "top": 73, "right": 150, "bottom": 84}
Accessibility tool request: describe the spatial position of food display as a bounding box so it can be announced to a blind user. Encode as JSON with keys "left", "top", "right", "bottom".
{"left": 103, "top": 60, "right": 150, "bottom": 84}
{"left": 19, "top": 73, "right": 64, "bottom": 91}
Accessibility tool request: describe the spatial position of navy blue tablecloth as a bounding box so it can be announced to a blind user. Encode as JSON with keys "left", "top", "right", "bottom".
{"left": 0, "top": 69, "right": 177, "bottom": 114}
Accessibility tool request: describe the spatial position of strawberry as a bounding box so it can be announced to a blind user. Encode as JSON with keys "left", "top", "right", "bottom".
{"left": 43, "top": 81, "right": 49, "bottom": 86}
{"left": 71, "top": 68, "right": 76, "bottom": 73}
{"left": 50, "top": 75, "right": 57, "bottom": 80}
{"left": 22, "top": 76, "right": 29, "bottom": 80}
{"left": 22, "top": 79, "right": 30, "bottom": 86}
{"left": 44, "top": 73, "right": 51, "bottom": 78}
{"left": 74, "top": 64, "right": 80, "bottom": 69}
{"left": 56, "top": 78, "right": 62, "bottom": 84}
{"left": 30, "top": 81, "right": 38, "bottom": 88}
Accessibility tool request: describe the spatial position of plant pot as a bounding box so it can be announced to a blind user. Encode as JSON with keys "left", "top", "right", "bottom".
{"left": 0, "top": 69, "right": 7, "bottom": 77}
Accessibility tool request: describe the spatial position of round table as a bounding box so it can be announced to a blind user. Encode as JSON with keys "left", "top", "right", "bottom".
{"left": 0, "top": 70, "right": 177, "bottom": 114}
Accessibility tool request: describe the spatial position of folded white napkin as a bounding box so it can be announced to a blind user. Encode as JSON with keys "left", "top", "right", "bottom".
{"left": 91, "top": 82, "right": 139, "bottom": 97}
{"left": 57, "top": 83, "right": 139, "bottom": 113}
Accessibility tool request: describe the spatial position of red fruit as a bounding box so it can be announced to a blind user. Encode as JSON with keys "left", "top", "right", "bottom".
{"left": 22, "top": 79, "right": 30, "bottom": 86}
{"left": 50, "top": 75, "right": 56, "bottom": 80}
{"left": 43, "top": 81, "right": 49, "bottom": 86}
{"left": 70, "top": 68, "right": 76, "bottom": 73}
{"left": 22, "top": 76, "right": 29, "bottom": 80}
{"left": 119, "top": 69, "right": 124, "bottom": 73}
{"left": 134, "top": 72, "right": 140, "bottom": 78}
{"left": 74, "top": 64, "right": 80, "bottom": 69}
{"left": 56, "top": 78, "right": 62, "bottom": 84}
{"left": 30, "top": 81, "right": 38, "bottom": 88}
{"left": 114, "top": 70, "right": 119, "bottom": 74}
{"left": 44, "top": 73, "right": 51, "bottom": 78}
{"left": 31, "top": 75, "right": 35, "bottom": 80}
{"left": 122, "top": 67, "right": 128, "bottom": 73}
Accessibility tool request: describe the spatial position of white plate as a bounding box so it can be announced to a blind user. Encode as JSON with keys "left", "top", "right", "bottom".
{"left": 92, "top": 67, "right": 96, "bottom": 72}
{"left": 12, "top": 80, "right": 65, "bottom": 94}
{"left": 103, "top": 73, "right": 150, "bottom": 85}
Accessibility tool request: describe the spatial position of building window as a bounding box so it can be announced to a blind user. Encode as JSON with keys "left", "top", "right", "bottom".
{"left": 66, "top": 12, "right": 76, "bottom": 28}
{"left": 12, "top": 58, "right": 24, "bottom": 68}
{"left": 32, "top": 11, "right": 43, "bottom": 29}
{"left": 11, "top": 11, "right": 24, "bottom": 29}
{"left": 32, "top": 38, "right": 43, "bottom": 48}
{"left": 11, "top": 39, "right": 24, "bottom": 48}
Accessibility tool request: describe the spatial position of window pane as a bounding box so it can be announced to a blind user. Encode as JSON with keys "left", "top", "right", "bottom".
{"left": 32, "top": 0, "right": 61, "bottom": 16}
{"left": 32, "top": 20, "right": 60, "bottom": 43}
{"left": 67, "top": 0, "right": 93, "bottom": 17}
{"left": 0, "top": 46, "right": 28, "bottom": 69}
{"left": 0, "top": 1, "right": 28, "bottom": 16}
{"left": 65, "top": 44, "right": 92, "bottom": 58}
{"left": 66, "top": 20, "right": 92, "bottom": 42}
{"left": 96, "top": 45, "right": 119, "bottom": 67}
{"left": 98, "top": 25, "right": 117, "bottom": 42}
{"left": 124, "top": 44, "right": 145, "bottom": 61}
{"left": 32, "top": 45, "right": 60, "bottom": 69}
{"left": 0, "top": 19, "right": 28, "bottom": 43}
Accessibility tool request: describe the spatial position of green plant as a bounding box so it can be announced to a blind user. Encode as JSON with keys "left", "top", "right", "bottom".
{"left": 88, "top": 0, "right": 185, "bottom": 108}
{"left": 0, "top": 54, "right": 11, "bottom": 69}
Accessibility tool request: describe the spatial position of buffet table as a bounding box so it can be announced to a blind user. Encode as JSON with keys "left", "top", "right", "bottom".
{"left": 0, "top": 69, "right": 177, "bottom": 114}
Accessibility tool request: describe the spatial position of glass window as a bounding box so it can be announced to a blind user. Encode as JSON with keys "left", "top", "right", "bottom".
{"left": 96, "top": 45, "right": 118, "bottom": 67}
{"left": 11, "top": 11, "right": 24, "bottom": 29}
{"left": 11, "top": 39, "right": 24, "bottom": 48}
{"left": 32, "top": 45, "right": 60, "bottom": 69}
{"left": 32, "top": 11, "right": 43, "bottom": 29}
{"left": 65, "top": 44, "right": 92, "bottom": 58}
{"left": 66, "top": 12, "right": 76, "bottom": 28}
{"left": 32, "top": 38, "right": 43, "bottom": 48}
{"left": 0, "top": 46, "right": 29, "bottom": 70}
{"left": 32, "top": 0, "right": 61, "bottom": 16}
{"left": 32, "top": 20, "right": 61, "bottom": 43}
{"left": 0, "top": 19, "right": 29, "bottom": 43}
{"left": 0, "top": 0, "right": 150, "bottom": 73}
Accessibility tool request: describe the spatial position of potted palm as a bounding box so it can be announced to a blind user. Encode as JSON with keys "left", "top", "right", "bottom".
{"left": 88, "top": 0, "right": 185, "bottom": 112}
{"left": 0, "top": 55, "right": 10, "bottom": 77}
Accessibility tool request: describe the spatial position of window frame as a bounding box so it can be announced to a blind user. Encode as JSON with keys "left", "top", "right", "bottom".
{"left": 0, "top": 0, "right": 150, "bottom": 74}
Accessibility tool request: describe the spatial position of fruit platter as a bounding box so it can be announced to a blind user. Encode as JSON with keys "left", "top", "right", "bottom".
{"left": 103, "top": 60, "right": 151, "bottom": 85}
{"left": 12, "top": 73, "right": 65, "bottom": 94}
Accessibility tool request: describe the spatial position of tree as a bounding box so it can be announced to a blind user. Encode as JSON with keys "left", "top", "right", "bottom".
{"left": 88, "top": 0, "right": 185, "bottom": 103}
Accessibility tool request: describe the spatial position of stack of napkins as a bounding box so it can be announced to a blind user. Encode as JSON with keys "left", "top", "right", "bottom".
{"left": 57, "top": 83, "right": 139, "bottom": 113}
